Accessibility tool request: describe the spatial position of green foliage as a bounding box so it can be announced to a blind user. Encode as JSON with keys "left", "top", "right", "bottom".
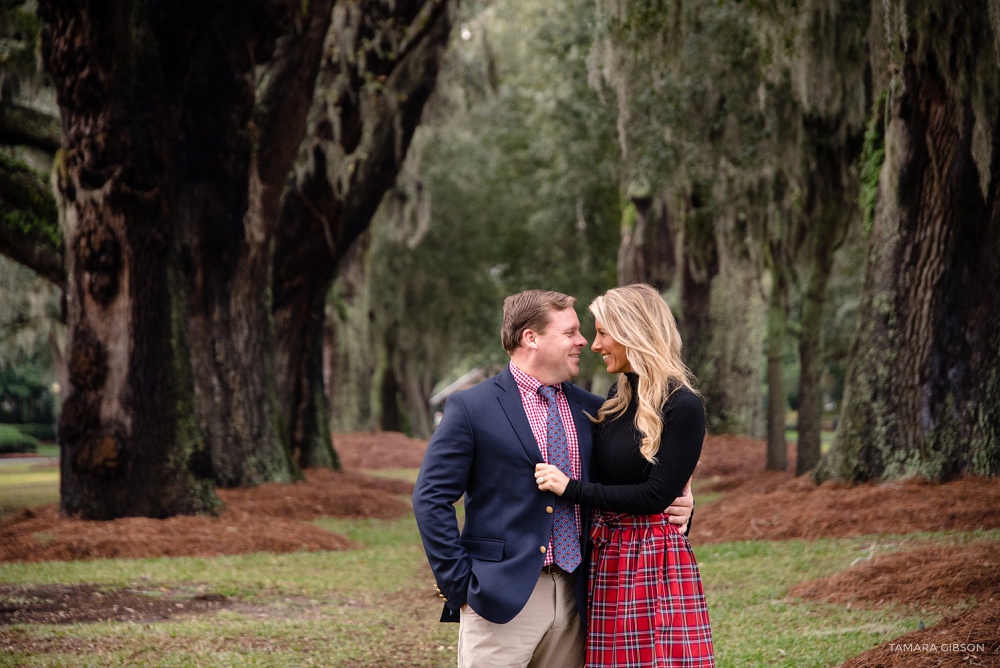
{"left": 331, "top": 0, "right": 624, "bottom": 432}
{"left": 0, "top": 423, "right": 38, "bottom": 453}
{"left": 0, "top": 364, "right": 56, "bottom": 424}
{"left": 0, "top": 0, "right": 43, "bottom": 95}
{"left": 8, "top": 422, "right": 55, "bottom": 440}
{"left": 0, "top": 257, "right": 62, "bottom": 425}
{"left": 858, "top": 89, "right": 888, "bottom": 233}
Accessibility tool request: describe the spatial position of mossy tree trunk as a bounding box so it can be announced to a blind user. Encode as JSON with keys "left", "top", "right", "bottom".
{"left": 272, "top": 0, "right": 455, "bottom": 465}
{"left": 818, "top": 8, "right": 1000, "bottom": 481}
{"left": 181, "top": 0, "right": 334, "bottom": 487}
{"left": 783, "top": 0, "right": 869, "bottom": 477}
{"left": 765, "top": 257, "right": 789, "bottom": 470}
{"left": 40, "top": 0, "right": 218, "bottom": 518}
{"left": 796, "top": 131, "right": 861, "bottom": 475}
{"left": 616, "top": 192, "right": 676, "bottom": 289}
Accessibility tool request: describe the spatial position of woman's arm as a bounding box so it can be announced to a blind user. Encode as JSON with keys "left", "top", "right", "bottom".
{"left": 536, "top": 390, "right": 704, "bottom": 515}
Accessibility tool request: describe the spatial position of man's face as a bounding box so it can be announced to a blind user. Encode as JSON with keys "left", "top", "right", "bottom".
{"left": 530, "top": 307, "right": 588, "bottom": 384}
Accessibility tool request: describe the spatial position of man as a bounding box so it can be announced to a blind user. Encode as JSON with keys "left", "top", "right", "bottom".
{"left": 412, "top": 290, "right": 694, "bottom": 668}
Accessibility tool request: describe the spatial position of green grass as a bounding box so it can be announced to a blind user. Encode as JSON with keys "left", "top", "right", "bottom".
{"left": 362, "top": 468, "right": 420, "bottom": 484}
{"left": 784, "top": 428, "right": 836, "bottom": 451}
{"left": 1, "top": 471, "right": 997, "bottom": 667}
{"left": 36, "top": 444, "right": 59, "bottom": 458}
{"left": 0, "top": 459, "right": 59, "bottom": 521}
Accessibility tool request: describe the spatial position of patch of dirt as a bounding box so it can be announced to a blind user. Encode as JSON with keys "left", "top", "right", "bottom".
{"left": 0, "top": 584, "right": 234, "bottom": 625}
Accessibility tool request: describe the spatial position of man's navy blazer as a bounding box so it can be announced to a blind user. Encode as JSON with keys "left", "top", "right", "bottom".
{"left": 412, "top": 366, "right": 603, "bottom": 624}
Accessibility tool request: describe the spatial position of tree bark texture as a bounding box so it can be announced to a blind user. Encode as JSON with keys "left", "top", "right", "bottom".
{"left": 272, "top": 0, "right": 455, "bottom": 465}
{"left": 818, "top": 48, "right": 1000, "bottom": 482}
{"left": 179, "top": 0, "right": 333, "bottom": 488}
{"left": 677, "top": 198, "right": 718, "bottom": 402}
{"left": 796, "top": 118, "right": 861, "bottom": 475}
{"left": 765, "top": 262, "right": 789, "bottom": 471}
{"left": 701, "top": 254, "right": 766, "bottom": 436}
{"left": 616, "top": 194, "right": 676, "bottom": 288}
{"left": 40, "top": 0, "right": 218, "bottom": 518}
{"left": 677, "top": 191, "right": 764, "bottom": 436}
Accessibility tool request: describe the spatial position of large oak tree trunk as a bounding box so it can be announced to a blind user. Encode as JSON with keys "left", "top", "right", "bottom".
{"left": 181, "top": 0, "right": 333, "bottom": 486}
{"left": 818, "top": 48, "right": 1000, "bottom": 482}
{"left": 273, "top": 0, "right": 455, "bottom": 465}
{"left": 41, "top": 0, "right": 217, "bottom": 518}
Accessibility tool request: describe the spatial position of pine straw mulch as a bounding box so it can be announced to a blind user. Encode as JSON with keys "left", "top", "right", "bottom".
{"left": 790, "top": 543, "right": 1000, "bottom": 666}
{"left": 691, "top": 435, "right": 1000, "bottom": 544}
{"left": 692, "top": 435, "right": 1000, "bottom": 666}
{"left": 2, "top": 431, "right": 1000, "bottom": 665}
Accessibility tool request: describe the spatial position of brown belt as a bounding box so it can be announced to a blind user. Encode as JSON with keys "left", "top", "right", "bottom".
{"left": 540, "top": 564, "right": 567, "bottom": 575}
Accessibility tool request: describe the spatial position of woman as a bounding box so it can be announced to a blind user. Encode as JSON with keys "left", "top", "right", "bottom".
{"left": 534, "top": 283, "right": 714, "bottom": 667}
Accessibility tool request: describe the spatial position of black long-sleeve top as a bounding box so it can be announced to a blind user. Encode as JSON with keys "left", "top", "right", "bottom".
{"left": 562, "top": 373, "right": 705, "bottom": 515}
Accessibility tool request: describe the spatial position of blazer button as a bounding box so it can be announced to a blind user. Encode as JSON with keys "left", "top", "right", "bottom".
{"left": 540, "top": 546, "right": 547, "bottom": 554}
{"left": 546, "top": 506, "right": 554, "bottom": 514}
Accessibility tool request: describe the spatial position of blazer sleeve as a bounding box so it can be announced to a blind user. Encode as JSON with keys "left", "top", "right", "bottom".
{"left": 412, "top": 393, "right": 476, "bottom": 619}
{"left": 563, "top": 390, "right": 704, "bottom": 515}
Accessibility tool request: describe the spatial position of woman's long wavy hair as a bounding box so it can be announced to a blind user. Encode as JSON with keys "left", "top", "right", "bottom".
{"left": 589, "top": 284, "right": 699, "bottom": 463}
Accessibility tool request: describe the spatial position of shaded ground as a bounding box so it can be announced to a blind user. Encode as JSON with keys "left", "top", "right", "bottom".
{"left": 2, "top": 431, "right": 999, "bottom": 664}
{"left": 0, "top": 584, "right": 234, "bottom": 625}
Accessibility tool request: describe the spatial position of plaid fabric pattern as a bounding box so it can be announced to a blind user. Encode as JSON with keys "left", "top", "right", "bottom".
{"left": 509, "top": 363, "right": 582, "bottom": 567}
{"left": 587, "top": 511, "right": 715, "bottom": 667}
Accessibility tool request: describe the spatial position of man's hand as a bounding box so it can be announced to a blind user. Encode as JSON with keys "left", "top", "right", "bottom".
{"left": 665, "top": 478, "right": 694, "bottom": 534}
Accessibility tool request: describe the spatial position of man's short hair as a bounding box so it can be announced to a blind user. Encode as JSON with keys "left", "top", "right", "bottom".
{"left": 501, "top": 290, "right": 577, "bottom": 354}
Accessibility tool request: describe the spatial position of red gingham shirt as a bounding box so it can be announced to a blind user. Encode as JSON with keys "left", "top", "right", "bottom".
{"left": 509, "top": 362, "right": 582, "bottom": 567}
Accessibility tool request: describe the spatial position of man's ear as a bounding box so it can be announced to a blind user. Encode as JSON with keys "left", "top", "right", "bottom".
{"left": 523, "top": 329, "right": 538, "bottom": 350}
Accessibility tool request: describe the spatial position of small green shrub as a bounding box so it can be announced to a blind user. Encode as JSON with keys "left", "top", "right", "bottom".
{"left": 11, "top": 422, "right": 57, "bottom": 441}
{"left": 0, "top": 424, "right": 38, "bottom": 454}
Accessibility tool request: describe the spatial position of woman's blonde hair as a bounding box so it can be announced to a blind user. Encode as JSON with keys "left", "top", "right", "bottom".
{"left": 589, "top": 283, "right": 698, "bottom": 463}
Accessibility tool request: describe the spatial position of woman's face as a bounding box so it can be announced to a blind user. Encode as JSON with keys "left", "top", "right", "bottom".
{"left": 591, "top": 319, "right": 632, "bottom": 374}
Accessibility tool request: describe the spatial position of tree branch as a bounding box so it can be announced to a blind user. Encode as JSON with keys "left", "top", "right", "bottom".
{"left": 253, "top": 0, "right": 336, "bottom": 191}
{"left": 0, "top": 101, "right": 62, "bottom": 154}
{"left": 0, "top": 155, "right": 65, "bottom": 287}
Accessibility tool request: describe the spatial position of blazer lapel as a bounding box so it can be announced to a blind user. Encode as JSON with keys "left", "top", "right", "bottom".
{"left": 496, "top": 368, "right": 545, "bottom": 464}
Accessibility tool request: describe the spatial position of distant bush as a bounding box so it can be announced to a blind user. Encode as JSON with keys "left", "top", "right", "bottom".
{"left": 0, "top": 424, "right": 39, "bottom": 454}
{"left": 12, "top": 423, "right": 57, "bottom": 442}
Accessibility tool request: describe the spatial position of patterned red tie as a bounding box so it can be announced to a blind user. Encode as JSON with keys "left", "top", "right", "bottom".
{"left": 538, "top": 385, "right": 582, "bottom": 572}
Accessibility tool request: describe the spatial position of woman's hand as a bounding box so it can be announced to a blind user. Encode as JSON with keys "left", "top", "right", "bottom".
{"left": 534, "top": 463, "right": 570, "bottom": 496}
{"left": 665, "top": 478, "right": 695, "bottom": 534}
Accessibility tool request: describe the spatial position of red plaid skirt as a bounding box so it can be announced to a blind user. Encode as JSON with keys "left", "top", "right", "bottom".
{"left": 586, "top": 511, "right": 715, "bottom": 667}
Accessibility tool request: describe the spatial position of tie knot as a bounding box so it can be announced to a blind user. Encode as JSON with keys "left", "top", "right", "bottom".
{"left": 538, "top": 385, "right": 558, "bottom": 402}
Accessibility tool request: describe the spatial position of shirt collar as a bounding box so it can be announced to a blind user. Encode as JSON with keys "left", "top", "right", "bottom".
{"left": 509, "top": 362, "right": 561, "bottom": 396}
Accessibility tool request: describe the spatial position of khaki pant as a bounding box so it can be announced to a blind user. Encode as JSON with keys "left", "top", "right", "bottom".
{"left": 457, "top": 570, "right": 585, "bottom": 668}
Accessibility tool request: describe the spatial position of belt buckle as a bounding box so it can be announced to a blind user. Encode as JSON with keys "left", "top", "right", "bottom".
{"left": 541, "top": 564, "right": 563, "bottom": 575}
